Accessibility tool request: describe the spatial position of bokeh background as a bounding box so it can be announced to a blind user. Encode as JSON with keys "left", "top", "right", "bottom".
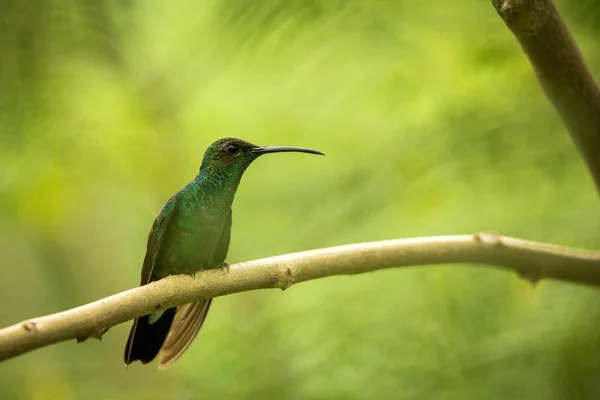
{"left": 2, "top": 0, "right": 600, "bottom": 399}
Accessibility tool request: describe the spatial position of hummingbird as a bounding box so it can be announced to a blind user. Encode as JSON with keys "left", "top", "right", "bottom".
{"left": 124, "top": 137, "right": 324, "bottom": 369}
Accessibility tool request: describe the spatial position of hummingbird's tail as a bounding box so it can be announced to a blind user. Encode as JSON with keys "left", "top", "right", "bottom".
{"left": 158, "top": 298, "right": 213, "bottom": 369}
{"left": 124, "top": 307, "right": 176, "bottom": 366}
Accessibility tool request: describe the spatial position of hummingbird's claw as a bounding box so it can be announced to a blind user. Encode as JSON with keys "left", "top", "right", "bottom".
{"left": 218, "top": 262, "right": 230, "bottom": 273}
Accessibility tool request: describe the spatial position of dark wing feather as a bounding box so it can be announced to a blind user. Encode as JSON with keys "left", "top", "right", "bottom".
{"left": 124, "top": 195, "right": 179, "bottom": 366}
{"left": 158, "top": 209, "right": 232, "bottom": 369}
{"left": 140, "top": 195, "right": 179, "bottom": 284}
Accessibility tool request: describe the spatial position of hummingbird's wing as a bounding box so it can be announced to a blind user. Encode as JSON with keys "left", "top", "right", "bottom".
{"left": 158, "top": 209, "right": 232, "bottom": 369}
{"left": 140, "top": 195, "right": 179, "bottom": 285}
{"left": 124, "top": 195, "right": 179, "bottom": 366}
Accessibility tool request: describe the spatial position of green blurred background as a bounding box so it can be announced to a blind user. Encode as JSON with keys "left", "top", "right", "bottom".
{"left": 2, "top": 0, "right": 600, "bottom": 399}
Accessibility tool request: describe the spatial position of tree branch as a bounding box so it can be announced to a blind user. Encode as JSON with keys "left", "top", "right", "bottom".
{"left": 492, "top": 0, "right": 600, "bottom": 194}
{"left": 1, "top": 233, "right": 600, "bottom": 362}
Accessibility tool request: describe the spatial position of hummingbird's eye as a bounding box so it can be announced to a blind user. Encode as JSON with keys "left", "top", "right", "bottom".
{"left": 225, "top": 144, "right": 240, "bottom": 155}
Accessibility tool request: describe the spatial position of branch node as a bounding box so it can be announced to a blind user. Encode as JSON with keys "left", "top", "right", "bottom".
{"left": 517, "top": 266, "right": 542, "bottom": 286}
{"left": 492, "top": 0, "right": 550, "bottom": 35}
{"left": 271, "top": 267, "right": 295, "bottom": 291}
{"left": 21, "top": 321, "right": 37, "bottom": 332}
{"left": 474, "top": 231, "right": 504, "bottom": 247}
{"left": 76, "top": 327, "right": 109, "bottom": 343}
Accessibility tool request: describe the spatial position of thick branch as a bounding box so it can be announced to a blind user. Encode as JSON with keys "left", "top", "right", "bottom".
{"left": 1, "top": 233, "right": 600, "bottom": 362}
{"left": 492, "top": 0, "right": 600, "bottom": 193}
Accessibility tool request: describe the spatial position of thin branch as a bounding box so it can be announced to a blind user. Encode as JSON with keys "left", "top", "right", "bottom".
{"left": 492, "top": 0, "right": 600, "bottom": 194}
{"left": 1, "top": 233, "right": 599, "bottom": 362}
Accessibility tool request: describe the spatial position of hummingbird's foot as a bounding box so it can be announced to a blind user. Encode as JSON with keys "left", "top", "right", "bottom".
{"left": 218, "top": 262, "right": 230, "bottom": 273}
{"left": 186, "top": 271, "right": 197, "bottom": 279}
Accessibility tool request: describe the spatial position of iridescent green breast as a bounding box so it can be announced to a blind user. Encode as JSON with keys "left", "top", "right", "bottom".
{"left": 155, "top": 183, "right": 232, "bottom": 276}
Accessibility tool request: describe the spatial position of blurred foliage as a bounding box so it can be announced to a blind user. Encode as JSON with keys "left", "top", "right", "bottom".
{"left": 1, "top": 0, "right": 600, "bottom": 399}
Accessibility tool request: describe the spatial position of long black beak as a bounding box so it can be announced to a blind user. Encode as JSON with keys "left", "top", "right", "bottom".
{"left": 251, "top": 146, "right": 325, "bottom": 156}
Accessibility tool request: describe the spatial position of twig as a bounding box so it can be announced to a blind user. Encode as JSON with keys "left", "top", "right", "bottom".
{"left": 492, "top": 0, "right": 600, "bottom": 193}
{"left": 1, "top": 233, "right": 599, "bottom": 362}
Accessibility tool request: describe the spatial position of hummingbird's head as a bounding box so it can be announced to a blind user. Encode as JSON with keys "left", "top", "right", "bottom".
{"left": 199, "top": 137, "right": 324, "bottom": 178}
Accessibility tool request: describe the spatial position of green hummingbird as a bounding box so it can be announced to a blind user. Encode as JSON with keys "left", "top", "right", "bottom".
{"left": 124, "top": 137, "right": 324, "bottom": 369}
